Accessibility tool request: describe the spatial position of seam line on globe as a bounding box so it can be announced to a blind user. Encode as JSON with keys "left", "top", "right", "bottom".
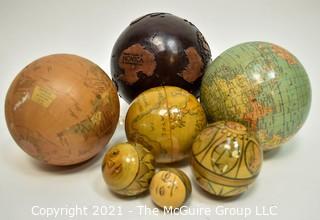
{"left": 163, "top": 86, "right": 174, "bottom": 162}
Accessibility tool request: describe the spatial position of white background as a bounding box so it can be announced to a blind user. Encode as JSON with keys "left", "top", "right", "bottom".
{"left": 0, "top": 0, "right": 319, "bottom": 219}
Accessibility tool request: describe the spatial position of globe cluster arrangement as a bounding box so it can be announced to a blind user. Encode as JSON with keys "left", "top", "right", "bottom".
{"left": 5, "top": 12, "right": 311, "bottom": 208}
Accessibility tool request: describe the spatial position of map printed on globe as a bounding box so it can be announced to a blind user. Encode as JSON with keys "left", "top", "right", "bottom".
{"left": 201, "top": 42, "right": 311, "bottom": 150}
{"left": 125, "top": 86, "right": 207, "bottom": 163}
{"left": 5, "top": 54, "right": 120, "bottom": 165}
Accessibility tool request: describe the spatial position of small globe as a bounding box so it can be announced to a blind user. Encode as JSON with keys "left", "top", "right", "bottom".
{"left": 125, "top": 86, "right": 207, "bottom": 163}
{"left": 111, "top": 12, "right": 211, "bottom": 103}
{"left": 200, "top": 42, "right": 312, "bottom": 150}
{"left": 102, "top": 142, "right": 155, "bottom": 196}
{"left": 149, "top": 168, "right": 191, "bottom": 208}
{"left": 191, "top": 121, "right": 263, "bottom": 197}
{"left": 5, "top": 54, "right": 120, "bottom": 166}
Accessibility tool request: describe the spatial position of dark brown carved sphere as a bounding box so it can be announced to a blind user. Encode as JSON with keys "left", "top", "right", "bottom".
{"left": 111, "top": 12, "right": 212, "bottom": 103}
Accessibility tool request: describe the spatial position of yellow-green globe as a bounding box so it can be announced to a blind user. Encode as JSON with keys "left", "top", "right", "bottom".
{"left": 200, "top": 42, "right": 311, "bottom": 151}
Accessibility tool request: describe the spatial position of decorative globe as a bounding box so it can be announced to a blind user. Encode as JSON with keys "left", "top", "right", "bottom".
{"left": 125, "top": 86, "right": 207, "bottom": 163}
{"left": 149, "top": 168, "right": 191, "bottom": 208}
{"left": 200, "top": 42, "right": 312, "bottom": 150}
{"left": 102, "top": 142, "right": 155, "bottom": 196}
{"left": 111, "top": 12, "right": 211, "bottom": 103}
{"left": 5, "top": 54, "right": 120, "bottom": 166}
{"left": 191, "top": 121, "right": 263, "bottom": 197}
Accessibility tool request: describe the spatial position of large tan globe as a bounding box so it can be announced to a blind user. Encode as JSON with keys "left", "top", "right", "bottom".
{"left": 5, "top": 54, "right": 120, "bottom": 166}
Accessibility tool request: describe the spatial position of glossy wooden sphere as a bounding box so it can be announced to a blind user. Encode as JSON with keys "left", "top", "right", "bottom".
{"left": 125, "top": 86, "right": 207, "bottom": 163}
{"left": 111, "top": 12, "right": 212, "bottom": 103}
{"left": 191, "top": 121, "right": 263, "bottom": 197}
{"left": 102, "top": 142, "right": 155, "bottom": 196}
{"left": 150, "top": 168, "right": 191, "bottom": 208}
{"left": 5, "top": 54, "right": 119, "bottom": 166}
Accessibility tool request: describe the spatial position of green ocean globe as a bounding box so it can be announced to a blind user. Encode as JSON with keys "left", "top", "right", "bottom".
{"left": 200, "top": 41, "right": 311, "bottom": 151}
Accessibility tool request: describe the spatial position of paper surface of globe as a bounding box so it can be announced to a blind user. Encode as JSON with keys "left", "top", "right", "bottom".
{"left": 5, "top": 54, "right": 120, "bottom": 165}
{"left": 201, "top": 42, "right": 311, "bottom": 150}
{"left": 125, "top": 86, "right": 207, "bottom": 163}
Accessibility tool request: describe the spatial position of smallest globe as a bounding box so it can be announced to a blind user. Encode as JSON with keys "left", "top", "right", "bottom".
{"left": 150, "top": 168, "right": 192, "bottom": 208}
{"left": 102, "top": 142, "right": 155, "bottom": 196}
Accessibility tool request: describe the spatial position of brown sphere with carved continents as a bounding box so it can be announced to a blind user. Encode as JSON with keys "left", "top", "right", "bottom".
{"left": 111, "top": 12, "right": 212, "bottom": 103}
{"left": 5, "top": 54, "right": 120, "bottom": 166}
